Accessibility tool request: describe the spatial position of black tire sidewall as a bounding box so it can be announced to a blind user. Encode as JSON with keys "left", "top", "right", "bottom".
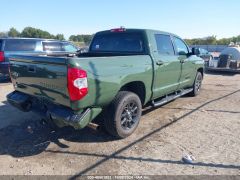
{"left": 193, "top": 72, "right": 203, "bottom": 96}
{"left": 114, "top": 92, "right": 142, "bottom": 138}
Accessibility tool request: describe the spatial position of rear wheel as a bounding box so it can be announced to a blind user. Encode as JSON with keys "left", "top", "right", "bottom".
{"left": 41, "top": 118, "right": 59, "bottom": 131}
{"left": 104, "top": 91, "right": 142, "bottom": 139}
{"left": 189, "top": 72, "right": 203, "bottom": 96}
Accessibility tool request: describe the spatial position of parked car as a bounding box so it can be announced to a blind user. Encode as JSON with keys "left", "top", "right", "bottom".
{"left": 0, "top": 38, "right": 79, "bottom": 80}
{"left": 192, "top": 48, "right": 213, "bottom": 67}
{"left": 199, "top": 48, "right": 213, "bottom": 61}
{"left": 7, "top": 28, "right": 204, "bottom": 138}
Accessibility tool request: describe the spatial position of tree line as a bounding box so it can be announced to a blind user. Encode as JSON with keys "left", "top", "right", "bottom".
{"left": 0, "top": 27, "right": 93, "bottom": 45}
{"left": 1, "top": 27, "right": 240, "bottom": 46}
{"left": 185, "top": 35, "right": 240, "bottom": 46}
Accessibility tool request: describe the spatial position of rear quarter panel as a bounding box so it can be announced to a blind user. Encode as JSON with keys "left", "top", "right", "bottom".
{"left": 68, "top": 55, "right": 153, "bottom": 110}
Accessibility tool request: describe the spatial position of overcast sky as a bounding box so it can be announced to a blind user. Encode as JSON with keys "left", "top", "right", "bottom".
{"left": 1, "top": 0, "right": 239, "bottom": 39}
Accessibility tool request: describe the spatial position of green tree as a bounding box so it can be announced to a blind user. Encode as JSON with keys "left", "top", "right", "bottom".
{"left": 82, "top": 35, "right": 93, "bottom": 45}
{"left": 69, "top": 35, "right": 83, "bottom": 42}
{"left": 0, "top": 31, "right": 8, "bottom": 37}
{"left": 185, "top": 34, "right": 240, "bottom": 46}
{"left": 69, "top": 34, "right": 93, "bottom": 45}
{"left": 55, "top": 34, "right": 65, "bottom": 40}
{"left": 21, "top": 27, "right": 55, "bottom": 39}
{"left": 8, "top": 27, "right": 20, "bottom": 37}
{"left": 205, "top": 36, "right": 217, "bottom": 45}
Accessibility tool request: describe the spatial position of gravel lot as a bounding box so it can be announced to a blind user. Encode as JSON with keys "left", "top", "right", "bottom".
{"left": 0, "top": 73, "right": 240, "bottom": 176}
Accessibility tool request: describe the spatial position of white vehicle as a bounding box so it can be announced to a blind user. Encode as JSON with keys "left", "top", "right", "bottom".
{"left": 206, "top": 46, "right": 240, "bottom": 73}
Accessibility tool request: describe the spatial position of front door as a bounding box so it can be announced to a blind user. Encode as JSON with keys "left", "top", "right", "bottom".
{"left": 152, "top": 34, "right": 182, "bottom": 99}
{"left": 173, "top": 36, "right": 196, "bottom": 89}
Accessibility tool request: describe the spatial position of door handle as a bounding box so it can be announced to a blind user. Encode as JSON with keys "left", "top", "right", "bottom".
{"left": 156, "top": 60, "right": 164, "bottom": 66}
{"left": 28, "top": 65, "right": 36, "bottom": 73}
{"left": 180, "top": 59, "right": 185, "bottom": 64}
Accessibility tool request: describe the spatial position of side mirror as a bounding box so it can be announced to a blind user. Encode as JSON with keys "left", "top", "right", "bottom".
{"left": 179, "top": 51, "right": 187, "bottom": 56}
{"left": 192, "top": 47, "right": 200, "bottom": 56}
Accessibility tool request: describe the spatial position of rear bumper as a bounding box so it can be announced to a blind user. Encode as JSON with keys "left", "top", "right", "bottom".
{"left": 7, "top": 91, "right": 102, "bottom": 129}
{"left": 0, "top": 62, "right": 10, "bottom": 79}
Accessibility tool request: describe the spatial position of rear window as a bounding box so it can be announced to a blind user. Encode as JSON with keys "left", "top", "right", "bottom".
{"left": 90, "top": 32, "right": 145, "bottom": 53}
{"left": 43, "top": 42, "right": 62, "bottom": 51}
{"left": 4, "top": 39, "right": 36, "bottom": 51}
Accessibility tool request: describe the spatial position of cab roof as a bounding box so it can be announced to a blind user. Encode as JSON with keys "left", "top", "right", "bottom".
{"left": 96, "top": 28, "right": 181, "bottom": 39}
{"left": 0, "top": 37, "right": 69, "bottom": 42}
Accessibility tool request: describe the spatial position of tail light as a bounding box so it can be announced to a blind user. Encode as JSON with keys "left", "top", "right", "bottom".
{"left": 111, "top": 27, "right": 126, "bottom": 32}
{"left": 67, "top": 67, "right": 88, "bottom": 101}
{"left": 0, "top": 51, "right": 4, "bottom": 62}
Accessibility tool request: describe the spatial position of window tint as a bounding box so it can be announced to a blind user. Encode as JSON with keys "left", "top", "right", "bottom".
{"left": 4, "top": 39, "right": 36, "bottom": 51}
{"left": 174, "top": 37, "right": 189, "bottom": 55}
{"left": 62, "top": 43, "right": 78, "bottom": 52}
{"left": 90, "top": 33, "right": 145, "bottom": 53}
{"left": 43, "top": 42, "right": 62, "bottom": 51}
{"left": 0, "top": 40, "right": 2, "bottom": 50}
{"left": 155, "top": 34, "right": 174, "bottom": 55}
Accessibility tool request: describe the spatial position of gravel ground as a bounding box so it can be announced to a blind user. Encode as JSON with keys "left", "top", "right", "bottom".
{"left": 0, "top": 73, "right": 239, "bottom": 176}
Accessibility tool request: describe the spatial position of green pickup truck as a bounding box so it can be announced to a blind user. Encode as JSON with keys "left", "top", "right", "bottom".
{"left": 7, "top": 28, "right": 204, "bottom": 138}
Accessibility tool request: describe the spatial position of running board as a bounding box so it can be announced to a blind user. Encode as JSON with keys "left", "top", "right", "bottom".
{"left": 152, "top": 88, "right": 193, "bottom": 107}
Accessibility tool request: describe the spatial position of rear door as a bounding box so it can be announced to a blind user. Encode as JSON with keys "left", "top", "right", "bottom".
{"left": 152, "top": 34, "right": 181, "bottom": 99}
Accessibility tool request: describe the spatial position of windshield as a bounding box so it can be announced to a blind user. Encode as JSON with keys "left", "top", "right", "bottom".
{"left": 90, "top": 32, "right": 145, "bottom": 53}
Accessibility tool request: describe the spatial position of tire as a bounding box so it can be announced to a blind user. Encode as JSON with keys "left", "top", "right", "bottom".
{"left": 41, "top": 118, "right": 60, "bottom": 131}
{"left": 104, "top": 91, "right": 142, "bottom": 139}
{"left": 189, "top": 72, "right": 203, "bottom": 97}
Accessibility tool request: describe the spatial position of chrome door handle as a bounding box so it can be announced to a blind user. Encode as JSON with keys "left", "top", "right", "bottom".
{"left": 156, "top": 60, "right": 164, "bottom": 66}
{"left": 28, "top": 65, "right": 36, "bottom": 73}
{"left": 180, "top": 59, "right": 185, "bottom": 64}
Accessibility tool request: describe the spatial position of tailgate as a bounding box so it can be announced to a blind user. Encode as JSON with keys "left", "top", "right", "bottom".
{"left": 9, "top": 55, "right": 70, "bottom": 107}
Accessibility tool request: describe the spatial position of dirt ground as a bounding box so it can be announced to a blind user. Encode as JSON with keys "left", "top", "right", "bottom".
{"left": 0, "top": 72, "right": 240, "bottom": 177}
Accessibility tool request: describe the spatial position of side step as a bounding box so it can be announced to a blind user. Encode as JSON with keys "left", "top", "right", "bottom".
{"left": 152, "top": 88, "right": 193, "bottom": 107}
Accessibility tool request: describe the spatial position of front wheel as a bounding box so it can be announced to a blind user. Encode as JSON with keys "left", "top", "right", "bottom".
{"left": 189, "top": 72, "right": 203, "bottom": 96}
{"left": 104, "top": 91, "right": 142, "bottom": 139}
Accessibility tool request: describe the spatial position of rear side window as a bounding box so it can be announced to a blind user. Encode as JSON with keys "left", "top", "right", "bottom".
{"left": 4, "top": 39, "right": 36, "bottom": 51}
{"left": 43, "top": 42, "right": 62, "bottom": 51}
{"left": 90, "top": 32, "right": 145, "bottom": 53}
{"left": 155, "top": 34, "right": 175, "bottom": 55}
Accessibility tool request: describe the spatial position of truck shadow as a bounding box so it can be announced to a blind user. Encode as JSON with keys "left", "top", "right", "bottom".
{"left": 0, "top": 89, "right": 240, "bottom": 159}
{"left": 0, "top": 60, "right": 107, "bottom": 158}
{"left": 0, "top": 117, "right": 115, "bottom": 158}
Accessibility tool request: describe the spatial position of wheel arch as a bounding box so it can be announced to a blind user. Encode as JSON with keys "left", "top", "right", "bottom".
{"left": 197, "top": 67, "right": 204, "bottom": 78}
{"left": 119, "top": 81, "right": 146, "bottom": 106}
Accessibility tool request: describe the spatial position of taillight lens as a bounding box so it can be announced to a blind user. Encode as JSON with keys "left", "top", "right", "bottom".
{"left": 0, "top": 51, "right": 4, "bottom": 62}
{"left": 67, "top": 67, "right": 88, "bottom": 101}
{"left": 111, "top": 27, "right": 126, "bottom": 32}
